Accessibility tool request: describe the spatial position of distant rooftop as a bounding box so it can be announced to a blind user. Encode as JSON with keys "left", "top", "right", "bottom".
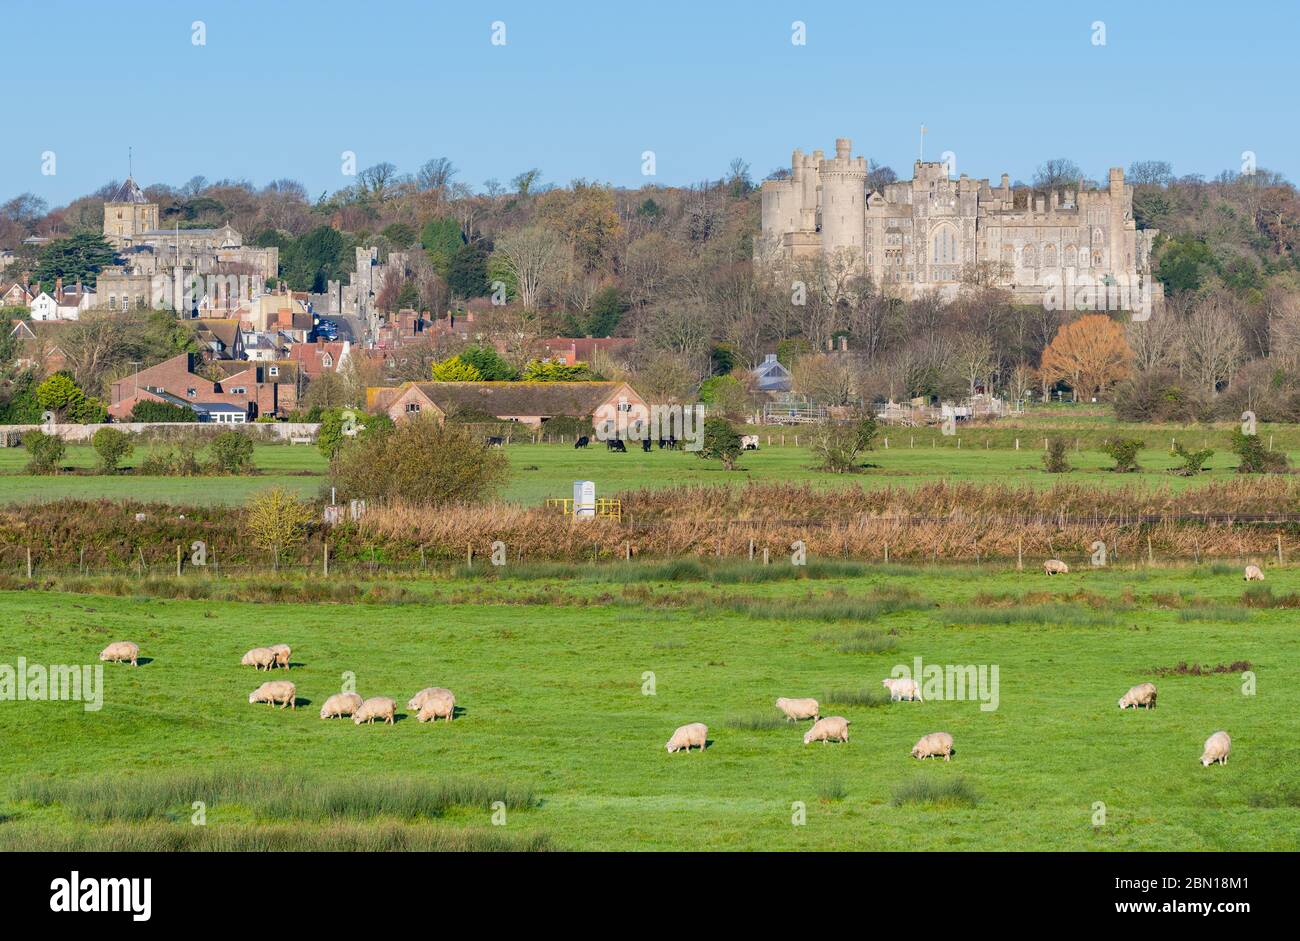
{"left": 109, "top": 177, "right": 150, "bottom": 205}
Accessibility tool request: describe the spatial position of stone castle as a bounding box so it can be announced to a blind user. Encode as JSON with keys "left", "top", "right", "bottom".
{"left": 758, "top": 137, "right": 1158, "bottom": 305}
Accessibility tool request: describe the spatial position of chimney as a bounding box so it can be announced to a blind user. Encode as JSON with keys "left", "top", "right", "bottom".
{"left": 1000, "top": 173, "right": 1010, "bottom": 190}
{"left": 55, "top": 276, "right": 63, "bottom": 299}
{"left": 839, "top": 336, "right": 848, "bottom": 352}
{"left": 75, "top": 280, "right": 82, "bottom": 295}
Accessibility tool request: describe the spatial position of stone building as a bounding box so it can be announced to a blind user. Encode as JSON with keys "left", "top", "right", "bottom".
{"left": 98, "top": 177, "right": 278, "bottom": 312}
{"left": 758, "top": 137, "right": 1159, "bottom": 307}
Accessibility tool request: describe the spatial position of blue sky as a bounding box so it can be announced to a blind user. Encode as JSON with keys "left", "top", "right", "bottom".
{"left": 8, "top": 0, "right": 1298, "bottom": 207}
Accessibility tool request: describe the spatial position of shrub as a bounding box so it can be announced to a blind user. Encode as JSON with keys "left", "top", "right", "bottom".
{"left": 208, "top": 431, "right": 256, "bottom": 475}
{"left": 129, "top": 399, "right": 199, "bottom": 423}
{"left": 1112, "top": 368, "right": 1208, "bottom": 422}
{"left": 91, "top": 428, "right": 133, "bottom": 473}
{"left": 245, "top": 487, "right": 315, "bottom": 571}
{"left": 333, "top": 416, "right": 509, "bottom": 506}
{"left": 810, "top": 415, "right": 878, "bottom": 474}
{"left": 1101, "top": 437, "right": 1144, "bottom": 473}
{"left": 1170, "top": 441, "right": 1214, "bottom": 476}
{"left": 696, "top": 417, "right": 743, "bottom": 470}
{"left": 23, "top": 429, "right": 65, "bottom": 474}
{"left": 542, "top": 415, "right": 593, "bottom": 440}
{"left": 1230, "top": 430, "right": 1289, "bottom": 474}
{"left": 1042, "top": 437, "right": 1071, "bottom": 473}
{"left": 316, "top": 408, "right": 390, "bottom": 460}
{"left": 430, "top": 355, "right": 483, "bottom": 381}
{"left": 138, "top": 441, "right": 202, "bottom": 476}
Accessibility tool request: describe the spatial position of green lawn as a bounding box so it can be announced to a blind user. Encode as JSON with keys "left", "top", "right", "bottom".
{"left": 0, "top": 435, "right": 1294, "bottom": 507}
{"left": 2, "top": 563, "right": 1295, "bottom": 850}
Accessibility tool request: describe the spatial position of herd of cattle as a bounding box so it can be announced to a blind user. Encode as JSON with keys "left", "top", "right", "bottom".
{"left": 96, "top": 591, "right": 1235, "bottom": 766}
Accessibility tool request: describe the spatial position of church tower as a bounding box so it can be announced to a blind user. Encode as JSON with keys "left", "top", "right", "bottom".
{"left": 102, "top": 177, "right": 159, "bottom": 247}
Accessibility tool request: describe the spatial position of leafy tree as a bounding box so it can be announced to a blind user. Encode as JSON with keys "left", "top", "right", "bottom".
{"left": 1230, "top": 429, "right": 1289, "bottom": 473}
{"left": 697, "top": 374, "right": 749, "bottom": 418}
{"left": 1155, "top": 237, "right": 1215, "bottom": 295}
{"left": 333, "top": 417, "right": 509, "bottom": 506}
{"left": 282, "top": 226, "right": 347, "bottom": 292}
{"left": 1170, "top": 441, "right": 1214, "bottom": 476}
{"left": 587, "top": 286, "right": 629, "bottom": 337}
{"left": 92, "top": 427, "right": 133, "bottom": 473}
{"left": 208, "top": 430, "right": 256, "bottom": 475}
{"left": 809, "top": 416, "right": 878, "bottom": 473}
{"left": 1101, "top": 437, "right": 1144, "bottom": 473}
{"left": 1043, "top": 438, "right": 1071, "bottom": 473}
{"left": 447, "top": 242, "right": 491, "bottom": 298}
{"left": 244, "top": 487, "right": 315, "bottom": 571}
{"left": 23, "top": 429, "right": 65, "bottom": 474}
{"left": 521, "top": 359, "right": 596, "bottom": 382}
{"left": 421, "top": 217, "right": 465, "bottom": 278}
{"left": 459, "top": 345, "right": 516, "bottom": 380}
{"left": 381, "top": 222, "right": 416, "bottom": 248}
{"left": 129, "top": 399, "right": 198, "bottom": 422}
{"left": 696, "top": 417, "right": 743, "bottom": 470}
{"left": 33, "top": 233, "right": 120, "bottom": 291}
{"left": 1039, "top": 315, "right": 1132, "bottom": 401}
{"left": 35, "top": 373, "right": 83, "bottom": 414}
{"left": 431, "top": 355, "right": 484, "bottom": 381}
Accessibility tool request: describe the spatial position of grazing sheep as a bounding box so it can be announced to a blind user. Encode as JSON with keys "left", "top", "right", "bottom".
{"left": 240, "top": 647, "right": 277, "bottom": 671}
{"left": 1244, "top": 565, "right": 1265, "bottom": 582}
{"left": 741, "top": 434, "right": 760, "bottom": 451}
{"left": 407, "top": 687, "right": 453, "bottom": 712}
{"left": 99, "top": 641, "right": 139, "bottom": 666}
{"left": 353, "top": 696, "right": 397, "bottom": 725}
{"left": 774, "top": 697, "right": 820, "bottom": 721}
{"left": 882, "top": 677, "right": 922, "bottom": 702}
{"left": 803, "top": 716, "right": 850, "bottom": 745}
{"left": 249, "top": 680, "right": 296, "bottom": 709}
{"left": 269, "top": 644, "right": 292, "bottom": 670}
{"left": 1201, "top": 731, "right": 1231, "bottom": 767}
{"left": 319, "top": 692, "right": 363, "bottom": 719}
{"left": 417, "top": 692, "right": 456, "bottom": 723}
{"left": 665, "top": 722, "right": 708, "bottom": 753}
{"left": 1118, "top": 682, "right": 1158, "bottom": 710}
{"left": 911, "top": 731, "right": 954, "bottom": 761}
{"left": 1043, "top": 559, "right": 1069, "bottom": 575}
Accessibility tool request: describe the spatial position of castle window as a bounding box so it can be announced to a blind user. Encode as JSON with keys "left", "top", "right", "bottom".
{"left": 931, "top": 226, "right": 958, "bottom": 264}
{"left": 1022, "top": 245, "right": 1037, "bottom": 267}
{"left": 1043, "top": 244, "right": 1058, "bottom": 268}
{"left": 1064, "top": 245, "right": 1077, "bottom": 267}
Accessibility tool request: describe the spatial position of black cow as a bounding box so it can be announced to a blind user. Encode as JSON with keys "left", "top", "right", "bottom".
{"left": 574, "top": 436, "right": 590, "bottom": 449}
{"left": 607, "top": 439, "right": 627, "bottom": 452}
{"left": 486, "top": 436, "right": 504, "bottom": 448}
{"left": 641, "top": 438, "right": 652, "bottom": 452}
{"left": 658, "top": 436, "right": 679, "bottom": 450}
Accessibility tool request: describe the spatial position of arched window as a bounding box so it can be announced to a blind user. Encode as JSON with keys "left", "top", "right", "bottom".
{"left": 1001, "top": 244, "right": 1014, "bottom": 266}
{"left": 931, "top": 225, "right": 958, "bottom": 264}
{"left": 1043, "top": 244, "right": 1058, "bottom": 268}
{"left": 1064, "top": 245, "right": 1077, "bottom": 267}
{"left": 1022, "top": 244, "right": 1036, "bottom": 267}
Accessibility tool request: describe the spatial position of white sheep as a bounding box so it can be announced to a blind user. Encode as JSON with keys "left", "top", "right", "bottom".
{"left": 665, "top": 722, "right": 708, "bottom": 753}
{"left": 882, "top": 677, "right": 922, "bottom": 702}
{"left": 803, "top": 716, "right": 850, "bottom": 745}
{"left": 1043, "top": 559, "right": 1069, "bottom": 575}
{"left": 1118, "top": 682, "right": 1157, "bottom": 710}
{"left": 1244, "top": 565, "right": 1264, "bottom": 582}
{"left": 249, "top": 680, "right": 296, "bottom": 709}
{"left": 417, "top": 692, "right": 456, "bottom": 723}
{"left": 774, "top": 697, "right": 820, "bottom": 721}
{"left": 911, "top": 731, "right": 954, "bottom": 760}
{"left": 1201, "top": 731, "right": 1231, "bottom": 767}
{"left": 269, "top": 644, "right": 292, "bottom": 670}
{"left": 99, "top": 641, "right": 139, "bottom": 666}
{"left": 353, "top": 696, "right": 396, "bottom": 725}
{"left": 240, "top": 647, "right": 277, "bottom": 671}
{"left": 407, "top": 687, "right": 453, "bottom": 712}
{"left": 319, "top": 692, "right": 363, "bottom": 719}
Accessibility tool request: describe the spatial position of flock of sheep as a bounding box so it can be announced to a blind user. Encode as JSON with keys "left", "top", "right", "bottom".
{"left": 97, "top": 640, "right": 457, "bottom": 726}
{"left": 97, "top": 557, "right": 1248, "bottom": 768}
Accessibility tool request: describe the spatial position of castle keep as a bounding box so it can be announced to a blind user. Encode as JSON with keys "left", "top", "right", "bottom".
{"left": 758, "top": 137, "right": 1158, "bottom": 304}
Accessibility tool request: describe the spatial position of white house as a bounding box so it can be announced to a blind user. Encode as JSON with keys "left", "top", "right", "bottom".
{"left": 29, "top": 285, "right": 95, "bottom": 321}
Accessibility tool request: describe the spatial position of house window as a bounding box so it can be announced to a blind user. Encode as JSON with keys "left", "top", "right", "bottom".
{"left": 269, "top": 366, "right": 279, "bottom": 376}
{"left": 231, "top": 387, "right": 246, "bottom": 394}
{"left": 109, "top": 296, "right": 117, "bottom": 309}
{"left": 406, "top": 403, "right": 421, "bottom": 413}
{"left": 322, "top": 354, "right": 332, "bottom": 367}
{"left": 186, "top": 388, "right": 197, "bottom": 397}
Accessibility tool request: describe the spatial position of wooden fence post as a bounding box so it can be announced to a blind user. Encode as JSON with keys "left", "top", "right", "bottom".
{"left": 1017, "top": 536, "right": 1023, "bottom": 571}
{"left": 26, "top": 546, "right": 32, "bottom": 579}
{"left": 176, "top": 544, "right": 182, "bottom": 577}
{"left": 1278, "top": 534, "right": 1284, "bottom": 566}
{"left": 324, "top": 543, "right": 329, "bottom": 577}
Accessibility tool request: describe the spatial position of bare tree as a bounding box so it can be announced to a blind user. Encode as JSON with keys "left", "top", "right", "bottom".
{"left": 1177, "top": 292, "right": 1246, "bottom": 394}
{"left": 494, "top": 225, "right": 564, "bottom": 310}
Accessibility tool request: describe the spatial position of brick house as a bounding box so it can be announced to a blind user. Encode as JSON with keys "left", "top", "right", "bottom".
{"left": 108, "top": 352, "right": 294, "bottom": 421}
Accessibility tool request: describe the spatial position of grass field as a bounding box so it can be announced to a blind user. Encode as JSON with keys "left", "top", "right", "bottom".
{"left": 3, "top": 562, "right": 1296, "bottom": 850}
{"left": 1, "top": 430, "right": 1295, "bottom": 506}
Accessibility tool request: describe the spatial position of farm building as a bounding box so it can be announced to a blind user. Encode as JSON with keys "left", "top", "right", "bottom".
{"left": 367, "top": 380, "right": 648, "bottom": 429}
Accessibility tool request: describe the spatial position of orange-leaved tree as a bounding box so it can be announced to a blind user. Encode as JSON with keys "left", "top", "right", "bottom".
{"left": 1039, "top": 314, "right": 1133, "bottom": 401}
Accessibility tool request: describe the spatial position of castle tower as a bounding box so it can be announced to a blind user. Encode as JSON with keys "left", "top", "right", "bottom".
{"left": 818, "top": 138, "right": 868, "bottom": 262}
{"left": 102, "top": 177, "right": 158, "bottom": 246}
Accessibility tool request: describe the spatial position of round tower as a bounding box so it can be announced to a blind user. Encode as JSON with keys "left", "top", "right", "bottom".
{"left": 818, "top": 138, "right": 868, "bottom": 262}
